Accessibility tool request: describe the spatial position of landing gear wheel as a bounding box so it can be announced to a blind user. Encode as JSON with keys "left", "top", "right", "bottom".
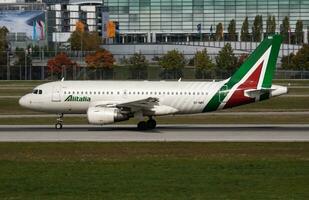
{"left": 147, "top": 119, "right": 157, "bottom": 129}
{"left": 137, "top": 121, "right": 147, "bottom": 130}
{"left": 55, "top": 122, "right": 63, "bottom": 129}
{"left": 55, "top": 113, "right": 64, "bottom": 129}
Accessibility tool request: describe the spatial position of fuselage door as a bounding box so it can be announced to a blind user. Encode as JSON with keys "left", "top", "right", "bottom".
{"left": 52, "top": 85, "right": 61, "bottom": 102}
{"left": 219, "top": 85, "right": 228, "bottom": 103}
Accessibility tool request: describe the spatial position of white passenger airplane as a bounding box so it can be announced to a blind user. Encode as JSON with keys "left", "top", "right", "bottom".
{"left": 19, "top": 35, "right": 287, "bottom": 130}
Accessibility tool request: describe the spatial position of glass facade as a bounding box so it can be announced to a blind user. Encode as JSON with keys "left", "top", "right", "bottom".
{"left": 103, "top": 0, "right": 309, "bottom": 42}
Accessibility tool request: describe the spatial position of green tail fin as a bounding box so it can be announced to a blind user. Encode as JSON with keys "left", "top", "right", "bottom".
{"left": 229, "top": 34, "right": 282, "bottom": 88}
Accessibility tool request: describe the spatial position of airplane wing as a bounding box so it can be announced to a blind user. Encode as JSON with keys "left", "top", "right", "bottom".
{"left": 116, "top": 97, "right": 159, "bottom": 109}
{"left": 91, "top": 97, "right": 159, "bottom": 110}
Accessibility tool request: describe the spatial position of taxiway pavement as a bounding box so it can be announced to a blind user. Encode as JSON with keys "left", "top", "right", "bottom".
{"left": 0, "top": 124, "right": 308, "bottom": 142}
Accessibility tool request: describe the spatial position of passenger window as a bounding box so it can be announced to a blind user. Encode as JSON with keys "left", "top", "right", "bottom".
{"left": 73, "top": 91, "right": 75, "bottom": 94}
{"left": 77, "top": 91, "right": 79, "bottom": 95}
{"left": 64, "top": 91, "right": 66, "bottom": 95}
{"left": 111, "top": 92, "right": 113, "bottom": 95}
{"left": 39, "top": 90, "right": 42, "bottom": 94}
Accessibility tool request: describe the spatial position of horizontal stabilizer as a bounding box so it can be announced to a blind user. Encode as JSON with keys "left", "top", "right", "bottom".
{"left": 244, "top": 88, "right": 275, "bottom": 98}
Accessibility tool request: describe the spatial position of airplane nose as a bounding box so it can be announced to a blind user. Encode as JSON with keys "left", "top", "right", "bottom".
{"left": 19, "top": 96, "right": 28, "bottom": 108}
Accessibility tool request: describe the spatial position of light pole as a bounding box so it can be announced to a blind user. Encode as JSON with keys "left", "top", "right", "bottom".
{"left": 29, "top": 47, "right": 32, "bottom": 80}
{"left": 25, "top": 49, "right": 28, "bottom": 80}
{"left": 6, "top": 51, "right": 9, "bottom": 80}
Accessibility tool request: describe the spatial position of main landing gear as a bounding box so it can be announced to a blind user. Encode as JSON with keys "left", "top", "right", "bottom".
{"left": 55, "top": 113, "right": 64, "bottom": 129}
{"left": 137, "top": 118, "right": 157, "bottom": 130}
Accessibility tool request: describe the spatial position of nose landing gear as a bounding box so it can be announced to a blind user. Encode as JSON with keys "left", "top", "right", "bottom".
{"left": 55, "top": 113, "right": 64, "bottom": 129}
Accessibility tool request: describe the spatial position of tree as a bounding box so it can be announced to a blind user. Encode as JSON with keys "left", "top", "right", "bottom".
{"left": 215, "top": 43, "right": 238, "bottom": 73}
{"left": 236, "top": 53, "right": 249, "bottom": 68}
{"left": 295, "top": 19, "right": 304, "bottom": 45}
{"left": 281, "top": 53, "right": 296, "bottom": 70}
{"left": 281, "top": 44, "right": 309, "bottom": 70}
{"left": 194, "top": 49, "right": 215, "bottom": 79}
{"left": 69, "top": 31, "right": 101, "bottom": 51}
{"left": 0, "top": 26, "right": 9, "bottom": 79}
{"left": 215, "top": 23, "right": 224, "bottom": 41}
{"left": 85, "top": 49, "right": 115, "bottom": 79}
{"left": 241, "top": 17, "right": 250, "bottom": 42}
{"left": 159, "top": 50, "right": 186, "bottom": 79}
{"left": 252, "top": 15, "right": 263, "bottom": 42}
{"left": 47, "top": 53, "right": 78, "bottom": 79}
{"left": 227, "top": 19, "right": 237, "bottom": 41}
{"left": 266, "top": 16, "right": 276, "bottom": 35}
{"left": 281, "top": 16, "right": 290, "bottom": 43}
{"left": 127, "top": 53, "right": 148, "bottom": 79}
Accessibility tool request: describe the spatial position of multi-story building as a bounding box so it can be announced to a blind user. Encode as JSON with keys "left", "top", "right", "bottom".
{"left": 45, "top": 0, "right": 103, "bottom": 43}
{"left": 103, "top": 0, "right": 309, "bottom": 43}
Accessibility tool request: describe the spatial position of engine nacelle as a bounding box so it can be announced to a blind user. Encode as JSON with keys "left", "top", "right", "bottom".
{"left": 87, "top": 107, "right": 129, "bottom": 125}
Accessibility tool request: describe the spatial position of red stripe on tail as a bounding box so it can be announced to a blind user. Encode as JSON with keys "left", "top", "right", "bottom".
{"left": 224, "top": 61, "right": 264, "bottom": 108}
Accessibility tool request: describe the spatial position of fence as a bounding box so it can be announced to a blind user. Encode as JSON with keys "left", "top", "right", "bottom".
{"left": 1, "top": 64, "right": 309, "bottom": 81}
{"left": 0, "top": 44, "right": 308, "bottom": 81}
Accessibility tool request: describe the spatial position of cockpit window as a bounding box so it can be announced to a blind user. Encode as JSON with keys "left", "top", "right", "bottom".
{"left": 33, "top": 89, "right": 43, "bottom": 95}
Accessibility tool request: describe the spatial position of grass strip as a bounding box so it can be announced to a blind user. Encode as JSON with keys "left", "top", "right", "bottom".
{"left": 0, "top": 142, "right": 308, "bottom": 199}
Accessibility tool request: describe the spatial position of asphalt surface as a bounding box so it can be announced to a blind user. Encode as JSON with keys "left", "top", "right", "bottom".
{"left": 0, "top": 124, "right": 308, "bottom": 142}
{"left": 1, "top": 111, "right": 309, "bottom": 118}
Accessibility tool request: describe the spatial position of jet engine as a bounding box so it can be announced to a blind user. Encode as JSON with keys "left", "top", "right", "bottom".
{"left": 87, "top": 107, "right": 129, "bottom": 125}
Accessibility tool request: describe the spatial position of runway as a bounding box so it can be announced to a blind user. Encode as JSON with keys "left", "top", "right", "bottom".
{"left": 0, "top": 124, "right": 308, "bottom": 142}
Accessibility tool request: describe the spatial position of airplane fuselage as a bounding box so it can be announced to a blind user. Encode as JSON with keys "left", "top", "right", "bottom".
{"left": 18, "top": 35, "right": 287, "bottom": 129}
{"left": 19, "top": 80, "right": 287, "bottom": 115}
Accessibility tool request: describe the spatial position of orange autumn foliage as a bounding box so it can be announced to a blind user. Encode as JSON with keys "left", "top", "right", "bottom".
{"left": 47, "top": 53, "right": 77, "bottom": 76}
{"left": 75, "top": 20, "right": 85, "bottom": 33}
{"left": 85, "top": 49, "right": 115, "bottom": 69}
